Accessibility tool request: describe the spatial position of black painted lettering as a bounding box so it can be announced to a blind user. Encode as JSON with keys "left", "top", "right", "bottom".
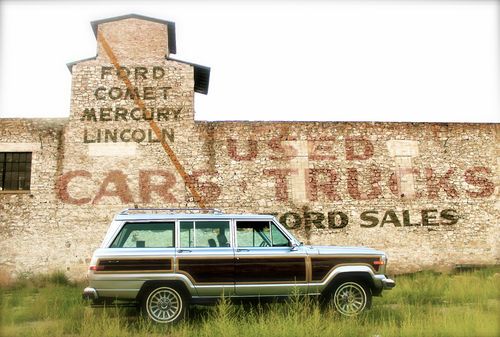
{"left": 104, "top": 129, "right": 117, "bottom": 143}
{"left": 142, "top": 108, "right": 153, "bottom": 121}
{"left": 83, "top": 129, "right": 95, "bottom": 143}
{"left": 132, "top": 129, "right": 146, "bottom": 143}
{"left": 440, "top": 209, "right": 459, "bottom": 225}
{"left": 109, "top": 87, "right": 123, "bottom": 100}
{"left": 327, "top": 211, "right": 348, "bottom": 229}
{"left": 94, "top": 87, "right": 106, "bottom": 100}
{"left": 114, "top": 107, "right": 128, "bottom": 121}
{"left": 143, "top": 87, "right": 155, "bottom": 100}
{"left": 148, "top": 129, "right": 160, "bottom": 143}
{"left": 156, "top": 108, "right": 168, "bottom": 121}
{"left": 422, "top": 209, "right": 439, "bottom": 226}
{"left": 159, "top": 86, "right": 172, "bottom": 99}
{"left": 403, "top": 210, "right": 421, "bottom": 226}
{"left": 360, "top": 211, "right": 379, "bottom": 228}
{"left": 101, "top": 66, "right": 113, "bottom": 79}
{"left": 380, "top": 210, "right": 401, "bottom": 227}
{"left": 117, "top": 66, "right": 130, "bottom": 79}
{"left": 130, "top": 108, "right": 142, "bottom": 121}
{"left": 279, "top": 212, "right": 302, "bottom": 229}
{"left": 162, "top": 128, "right": 174, "bottom": 142}
{"left": 124, "top": 87, "right": 139, "bottom": 100}
{"left": 81, "top": 108, "right": 97, "bottom": 122}
{"left": 304, "top": 211, "right": 325, "bottom": 229}
{"left": 119, "top": 129, "right": 131, "bottom": 142}
{"left": 153, "top": 66, "right": 165, "bottom": 79}
{"left": 99, "top": 107, "right": 112, "bottom": 121}
{"left": 134, "top": 67, "right": 147, "bottom": 80}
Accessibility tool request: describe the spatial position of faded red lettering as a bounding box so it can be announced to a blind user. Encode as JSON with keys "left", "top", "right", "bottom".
{"left": 425, "top": 168, "right": 458, "bottom": 199}
{"left": 93, "top": 170, "right": 134, "bottom": 204}
{"left": 268, "top": 138, "right": 297, "bottom": 161}
{"left": 347, "top": 167, "right": 382, "bottom": 200}
{"left": 308, "top": 138, "right": 337, "bottom": 161}
{"left": 345, "top": 137, "right": 374, "bottom": 161}
{"left": 227, "top": 138, "right": 258, "bottom": 161}
{"left": 55, "top": 170, "right": 92, "bottom": 205}
{"left": 139, "top": 170, "right": 177, "bottom": 203}
{"left": 306, "top": 168, "right": 341, "bottom": 201}
{"left": 263, "top": 168, "right": 298, "bottom": 201}
{"left": 464, "top": 166, "right": 494, "bottom": 197}
{"left": 388, "top": 168, "right": 420, "bottom": 197}
{"left": 190, "top": 170, "right": 221, "bottom": 203}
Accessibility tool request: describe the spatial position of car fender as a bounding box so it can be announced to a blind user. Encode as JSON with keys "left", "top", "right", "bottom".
{"left": 312, "top": 265, "right": 377, "bottom": 294}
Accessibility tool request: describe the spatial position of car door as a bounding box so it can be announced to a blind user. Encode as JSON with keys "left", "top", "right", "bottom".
{"left": 175, "top": 219, "right": 235, "bottom": 296}
{"left": 234, "top": 219, "right": 308, "bottom": 296}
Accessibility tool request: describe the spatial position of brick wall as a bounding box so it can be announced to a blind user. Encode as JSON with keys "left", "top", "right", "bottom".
{"left": 0, "top": 16, "right": 498, "bottom": 278}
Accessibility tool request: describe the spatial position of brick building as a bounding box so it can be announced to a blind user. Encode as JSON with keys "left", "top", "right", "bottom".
{"left": 0, "top": 14, "right": 498, "bottom": 278}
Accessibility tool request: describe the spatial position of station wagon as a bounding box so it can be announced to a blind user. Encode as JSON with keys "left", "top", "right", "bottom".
{"left": 83, "top": 208, "right": 395, "bottom": 323}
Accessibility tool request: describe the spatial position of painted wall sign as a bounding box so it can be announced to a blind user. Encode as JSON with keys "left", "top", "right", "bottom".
{"left": 80, "top": 66, "right": 179, "bottom": 144}
{"left": 274, "top": 208, "right": 459, "bottom": 229}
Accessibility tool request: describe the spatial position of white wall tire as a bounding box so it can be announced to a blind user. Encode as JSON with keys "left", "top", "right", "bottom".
{"left": 143, "top": 286, "right": 185, "bottom": 324}
{"left": 332, "top": 281, "right": 371, "bottom": 316}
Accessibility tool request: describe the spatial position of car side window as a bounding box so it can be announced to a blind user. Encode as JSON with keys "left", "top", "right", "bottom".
{"left": 180, "top": 220, "right": 230, "bottom": 248}
{"left": 110, "top": 222, "right": 175, "bottom": 248}
{"left": 236, "top": 221, "right": 290, "bottom": 247}
{"left": 271, "top": 223, "right": 290, "bottom": 247}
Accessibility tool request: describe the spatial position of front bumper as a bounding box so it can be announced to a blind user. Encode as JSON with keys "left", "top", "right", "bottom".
{"left": 82, "top": 287, "right": 99, "bottom": 300}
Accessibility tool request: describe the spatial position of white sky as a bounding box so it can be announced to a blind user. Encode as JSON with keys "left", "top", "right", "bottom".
{"left": 0, "top": 0, "right": 498, "bottom": 122}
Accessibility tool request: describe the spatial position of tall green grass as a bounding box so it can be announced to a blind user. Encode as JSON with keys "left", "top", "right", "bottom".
{"left": 1, "top": 268, "right": 499, "bottom": 337}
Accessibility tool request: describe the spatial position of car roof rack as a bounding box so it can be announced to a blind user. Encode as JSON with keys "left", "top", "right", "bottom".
{"left": 119, "top": 207, "right": 224, "bottom": 215}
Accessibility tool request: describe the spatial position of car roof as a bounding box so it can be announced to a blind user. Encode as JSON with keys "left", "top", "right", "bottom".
{"left": 114, "top": 213, "right": 276, "bottom": 221}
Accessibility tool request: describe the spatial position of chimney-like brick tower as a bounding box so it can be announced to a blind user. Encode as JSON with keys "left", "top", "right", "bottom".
{"left": 96, "top": 17, "right": 170, "bottom": 61}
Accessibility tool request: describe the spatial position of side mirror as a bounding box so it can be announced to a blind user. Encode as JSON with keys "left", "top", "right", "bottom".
{"left": 290, "top": 243, "right": 299, "bottom": 251}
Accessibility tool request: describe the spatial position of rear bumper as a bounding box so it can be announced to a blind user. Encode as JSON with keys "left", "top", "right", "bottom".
{"left": 374, "top": 275, "right": 396, "bottom": 290}
{"left": 381, "top": 277, "right": 396, "bottom": 289}
{"left": 82, "top": 287, "right": 99, "bottom": 300}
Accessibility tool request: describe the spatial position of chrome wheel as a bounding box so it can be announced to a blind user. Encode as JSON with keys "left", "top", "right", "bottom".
{"left": 145, "top": 287, "right": 183, "bottom": 323}
{"left": 333, "top": 282, "right": 368, "bottom": 316}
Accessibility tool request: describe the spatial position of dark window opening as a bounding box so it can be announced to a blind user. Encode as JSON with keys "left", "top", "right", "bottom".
{"left": 0, "top": 152, "right": 32, "bottom": 191}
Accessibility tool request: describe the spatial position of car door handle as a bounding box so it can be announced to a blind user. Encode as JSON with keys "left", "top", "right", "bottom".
{"left": 177, "top": 249, "right": 192, "bottom": 253}
{"left": 237, "top": 249, "right": 250, "bottom": 252}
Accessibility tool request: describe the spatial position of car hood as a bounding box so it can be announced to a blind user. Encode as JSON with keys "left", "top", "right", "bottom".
{"left": 307, "top": 245, "right": 385, "bottom": 256}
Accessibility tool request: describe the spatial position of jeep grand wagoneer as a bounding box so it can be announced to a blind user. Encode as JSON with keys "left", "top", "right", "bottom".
{"left": 83, "top": 208, "right": 395, "bottom": 323}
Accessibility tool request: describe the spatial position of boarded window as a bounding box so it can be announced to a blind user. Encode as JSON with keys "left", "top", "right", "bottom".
{"left": 0, "top": 152, "right": 32, "bottom": 191}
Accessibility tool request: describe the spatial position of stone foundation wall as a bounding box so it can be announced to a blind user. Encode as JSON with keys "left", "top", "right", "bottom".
{"left": 0, "top": 119, "right": 68, "bottom": 274}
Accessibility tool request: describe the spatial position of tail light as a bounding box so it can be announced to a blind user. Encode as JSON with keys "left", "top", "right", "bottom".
{"left": 373, "top": 256, "right": 387, "bottom": 273}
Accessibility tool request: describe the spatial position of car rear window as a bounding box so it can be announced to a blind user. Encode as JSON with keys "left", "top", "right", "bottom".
{"left": 110, "top": 222, "right": 175, "bottom": 248}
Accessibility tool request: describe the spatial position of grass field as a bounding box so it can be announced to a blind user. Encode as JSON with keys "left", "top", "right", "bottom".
{"left": 0, "top": 268, "right": 498, "bottom": 337}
